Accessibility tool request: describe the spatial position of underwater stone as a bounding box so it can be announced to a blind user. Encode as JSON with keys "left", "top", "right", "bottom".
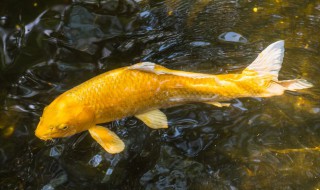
{"left": 218, "top": 32, "right": 248, "bottom": 43}
{"left": 190, "top": 41, "right": 211, "bottom": 47}
{"left": 49, "top": 145, "right": 64, "bottom": 157}
{"left": 89, "top": 154, "right": 103, "bottom": 167}
{"left": 0, "top": 16, "right": 8, "bottom": 26}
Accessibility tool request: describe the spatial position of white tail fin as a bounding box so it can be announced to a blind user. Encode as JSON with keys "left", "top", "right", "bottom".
{"left": 278, "top": 79, "right": 313, "bottom": 91}
{"left": 243, "top": 40, "right": 313, "bottom": 97}
{"left": 243, "top": 40, "right": 284, "bottom": 81}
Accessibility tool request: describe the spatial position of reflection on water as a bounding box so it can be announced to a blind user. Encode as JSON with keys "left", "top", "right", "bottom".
{"left": 0, "top": 0, "right": 320, "bottom": 189}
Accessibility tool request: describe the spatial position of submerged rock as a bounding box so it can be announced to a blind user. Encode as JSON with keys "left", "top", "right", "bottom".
{"left": 189, "top": 41, "right": 211, "bottom": 47}
{"left": 218, "top": 32, "right": 247, "bottom": 43}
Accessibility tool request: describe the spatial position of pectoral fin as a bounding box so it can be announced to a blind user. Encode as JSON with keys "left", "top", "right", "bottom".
{"left": 135, "top": 109, "right": 168, "bottom": 129}
{"left": 88, "top": 125, "right": 125, "bottom": 154}
{"left": 205, "top": 102, "right": 231, "bottom": 107}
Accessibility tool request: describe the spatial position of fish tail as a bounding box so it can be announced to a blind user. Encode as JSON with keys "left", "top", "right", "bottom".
{"left": 243, "top": 40, "right": 313, "bottom": 97}
{"left": 277, "top": 79, "right": 313, "bottom": 91}
{"left": 243, "top": 40, "right": 285, "bottom": 80}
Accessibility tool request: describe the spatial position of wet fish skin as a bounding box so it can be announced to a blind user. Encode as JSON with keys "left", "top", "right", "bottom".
{"left": 35, "top": 40, "right": 313, "bottom": 154}
{"left": 68, "top": 65, "right": 263, "bottom": 122}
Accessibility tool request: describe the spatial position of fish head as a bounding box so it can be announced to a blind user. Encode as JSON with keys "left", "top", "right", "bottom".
{"left": 35, "top": 94, "right": 95, "bottom": 140}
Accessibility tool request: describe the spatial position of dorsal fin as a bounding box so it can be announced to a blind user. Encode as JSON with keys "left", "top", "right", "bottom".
{"left": 129, "top": 62, "right": 159, "bottom": 72}
{"left": 243, "top": 40, "right": 285, "bottom": 80}
{"left": 129, "top": 62, "right": 214, "bottom": 78}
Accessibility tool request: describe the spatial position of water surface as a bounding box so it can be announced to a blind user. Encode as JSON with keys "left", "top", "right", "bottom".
{"left": 0, "top": 0, "right": 320, "bottom": 189}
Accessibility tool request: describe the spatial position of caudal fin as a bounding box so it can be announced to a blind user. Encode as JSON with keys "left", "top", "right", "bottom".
{"left": 278, "top": 79, "right": 313, "bottom": 91}
{"left": 243, "top": 40, "right": 285, "bottom": 80}
{"left": 243, "top": 40, "right": 313, "bottom": 97}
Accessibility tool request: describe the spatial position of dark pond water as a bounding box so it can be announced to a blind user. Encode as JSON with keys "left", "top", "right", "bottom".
{"left": 1, "top": 0, "right": 320, "bottom": 189}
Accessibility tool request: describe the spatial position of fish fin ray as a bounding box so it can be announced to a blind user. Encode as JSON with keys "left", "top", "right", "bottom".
{"left": 205, "top": 102, "right": 231, "bottom": 107}
{"left": 135, "top": 109, "right": 168, "bottom": 129}
{"left": 278, "top": 79, "right": 313, "bottom": 91}
{"left": 89, "top": 125, "right": 125, "bottom": 154}
{"left": 261, "top": 79, "right": 313, "bottom": 97}
{"left": 243, "top": 40, "right": 284, "bottom": 80}
{"left": 262, "top": 82, "right": 285, "bottom": 97}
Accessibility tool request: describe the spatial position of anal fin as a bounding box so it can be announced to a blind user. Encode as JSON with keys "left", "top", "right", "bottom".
{"left": 135, "top": 109, "right": 168, "bottom": 129}
{"left": 89, "top": 125, "right": 125, "bottom": 154}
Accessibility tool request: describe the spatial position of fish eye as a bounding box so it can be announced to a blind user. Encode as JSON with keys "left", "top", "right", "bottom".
{"left": 62, "top": 126, "right": 68, "bottom": 130}
{"left": 58, "top": 125, "right": 69, "bottom": 130}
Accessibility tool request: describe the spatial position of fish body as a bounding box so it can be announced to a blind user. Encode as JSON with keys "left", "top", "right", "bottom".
{"left": 35, "top": 41, "right": 313, "bottom": 153}
{"left": 65, "top": 64, "right": 266, "bottom": 122}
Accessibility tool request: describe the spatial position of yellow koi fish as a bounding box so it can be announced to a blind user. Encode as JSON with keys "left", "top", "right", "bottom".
{"left": 35, "top": 41, "right": 313, "bottom": 153}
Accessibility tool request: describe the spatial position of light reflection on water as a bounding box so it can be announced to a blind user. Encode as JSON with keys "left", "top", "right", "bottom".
{"left": 0, "top": 0, "right": 320, "bottom": 189}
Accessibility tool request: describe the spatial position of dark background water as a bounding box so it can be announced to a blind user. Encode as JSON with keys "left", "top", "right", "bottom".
{"left": 0, "top": 0, "right": 320, "bottom": 189}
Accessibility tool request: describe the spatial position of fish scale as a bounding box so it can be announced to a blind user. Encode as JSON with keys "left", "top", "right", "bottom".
{"left": 69, "top": 67, "right": 267, "bottom": 125}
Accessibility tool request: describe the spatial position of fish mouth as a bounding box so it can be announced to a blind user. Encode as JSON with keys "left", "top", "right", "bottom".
{"left": 35, "top": 130, "right": 53, "bottom": 140}
{"left": 37, "top": 135, "right": 53, "bottom": 141}
{"left": 35, "top": 128, "right": 77, "bottom": 140}
{"left": 35, "top": 128, "right": 59, "bottom": 140}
